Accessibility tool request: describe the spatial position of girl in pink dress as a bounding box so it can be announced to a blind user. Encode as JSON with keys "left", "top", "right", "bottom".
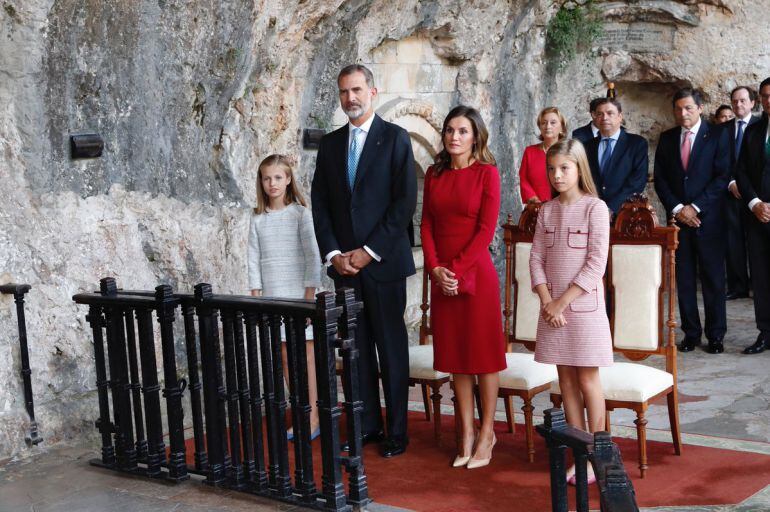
{"left": 529, "top": 139, "right": 612, "bottom": 483}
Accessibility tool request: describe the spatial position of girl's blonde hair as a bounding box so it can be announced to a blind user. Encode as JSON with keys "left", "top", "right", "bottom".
{"left": 254, "top": 154, "right": 307, "bottom": 214}
{"left": 537, "top": 107, "right": 568, "bottom": 142}
{"left": 545, "top": 139, "right": 598, "bottom": 197}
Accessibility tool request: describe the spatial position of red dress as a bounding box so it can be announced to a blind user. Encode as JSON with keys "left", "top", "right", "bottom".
{"left": 519, "top": 144, "right": 553, "bottom": 203}
{"left": 420, "top": 161, "right": 507, "bottom": 374}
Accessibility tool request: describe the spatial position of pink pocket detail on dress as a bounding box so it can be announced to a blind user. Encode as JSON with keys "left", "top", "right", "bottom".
{"left": 570, "top": 287, "right": 598, "bottom": 312}
{"left": 544, "top": 227, "right": 556, "bottom": 248}
{"left": 567, "top": 227, "right": 589, "bottom": 249}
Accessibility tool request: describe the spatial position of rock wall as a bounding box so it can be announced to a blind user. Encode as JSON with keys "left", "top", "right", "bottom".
{"left": 1, "top": 0, "right": 768, "bottom": 460}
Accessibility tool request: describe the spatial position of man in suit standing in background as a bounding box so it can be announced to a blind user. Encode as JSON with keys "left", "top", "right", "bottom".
{"left": 735, "top": 77, "right": 770, "bottom": 355}
{"left": 724, "top": 86, "right": 759, "bottom": 300}
{"left": 572, "top": 97, "right": 604, "bottom": 144}
{"left": 585, "top": 98, "right": 648, "bottom": 215}
{"left": 654, "top": 88, "right": 730, "bottom": 354}
{"left": 311, "top": 65, "right": 417, "bottom": 457}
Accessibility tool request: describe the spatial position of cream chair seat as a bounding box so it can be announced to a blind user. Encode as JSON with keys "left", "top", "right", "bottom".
{"left": 550, "top": 362, "right": 673, "bottom": 402}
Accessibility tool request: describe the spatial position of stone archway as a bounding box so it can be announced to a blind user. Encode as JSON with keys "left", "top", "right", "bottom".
{"left": 378, "top": 98, "right": 444, "bottom": 247}
{"left": 377, "top": 98, "right": 444, "bottom": 341}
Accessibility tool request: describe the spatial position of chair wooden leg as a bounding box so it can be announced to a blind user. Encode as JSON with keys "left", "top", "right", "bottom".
{"left": 550, "top": 393, "right": 562, "bottom": 409}
{"left": 421, "top": 383, "right": 431, "bottom": 421}
{"left": 430, "top": 383, "right": 443, "bottom": 441}
{"left": 634, "top": 408, "right": 649, "bottom": 478}
{"left": 605, "top": 410, "right": 611, "bottom": 434}
{"left": 667, "top": 390, "right": 683, "bottom": 455}
{"left": 504, "top": 396, "right": 515, "bottom": 434}
{"left": 522, "top": 398, "right": 535, "bottom": 463}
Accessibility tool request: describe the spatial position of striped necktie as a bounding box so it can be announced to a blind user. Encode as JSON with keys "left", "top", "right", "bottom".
{"left": 347, "top": 127, "right": 363, "bottom": 188}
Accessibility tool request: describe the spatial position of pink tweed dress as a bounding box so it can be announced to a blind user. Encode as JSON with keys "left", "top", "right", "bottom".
{"left": 530, "top": 195, "right": 613, "bottom": 367}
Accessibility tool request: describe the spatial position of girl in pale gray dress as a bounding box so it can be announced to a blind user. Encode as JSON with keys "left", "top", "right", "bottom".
{"left": 248, "top": 154, "right": 322, "bottom": 439}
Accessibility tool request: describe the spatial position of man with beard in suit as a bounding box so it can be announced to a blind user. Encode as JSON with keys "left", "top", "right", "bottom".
{"left": 311, "top": 64, "right": 417, "bottom": 457}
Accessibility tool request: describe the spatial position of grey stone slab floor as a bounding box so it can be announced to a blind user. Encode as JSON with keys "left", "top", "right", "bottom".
{"left": 1, "top": 297, "right": 769, "bottom": 511}
{"left": 0, "top": 447, "right": 408, "bottom": 512}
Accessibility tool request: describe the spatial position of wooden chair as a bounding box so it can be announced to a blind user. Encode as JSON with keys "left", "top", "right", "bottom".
{"left": 500, "top": 204, "right": 559, "bottom": 462}
{"left": 549, "top": 196, "right": 682, "bottom": 477}
{"left": 408, "top": 267, "right": 451, "bottom": 440}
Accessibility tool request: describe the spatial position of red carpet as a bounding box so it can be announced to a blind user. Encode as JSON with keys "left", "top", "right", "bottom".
{"left": 180, "top": 411, "right": 770, "bottom": 511}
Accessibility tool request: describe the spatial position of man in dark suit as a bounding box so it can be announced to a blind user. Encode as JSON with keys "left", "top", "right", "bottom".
{"left": 735, "top": 77, "right": 770, "bottom": 355}
{"left": 311, "top": 64, "right": 417, "bottom": 457}
{"left": 585, "top": 98, "right": 648, "bottom": 214}
{"left": 723, "top": 86, "right": 759, "bottom": 300}
{"left": 571, "top": 97, "right": 604, "bottom": 143}
{"left": 654, "top": 87, "right": 730, "bottom": 354}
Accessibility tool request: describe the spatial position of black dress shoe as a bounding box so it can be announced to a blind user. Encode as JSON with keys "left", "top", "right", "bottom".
{"left": 341, "top": 429, "right": 384, "bottom": 452}
{"left": 379, "top": 436, "right": 409, "bottom": 458}
{"left": 678, "top": 338, "right": 700, "bottom": 352}
{"left": 726, "top": 292, "right": 750, "bottom": 300}
{"left": 743, "top": 335, "right": 769, "bottom": 355}
{"left": 706, "top": 339, "right": 724, "bottom": 354}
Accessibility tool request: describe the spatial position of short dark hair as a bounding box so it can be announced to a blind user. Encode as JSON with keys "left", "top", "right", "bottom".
{"left": 759, "top": 77, "right": 770, "bottom": 93}
{"left": 593, "top": 97, "right": 623, "bottom": 113}
{"left": 672, "top": 87, "right": 703, "bottom": 108}
{"left": 714, "top": 104, "right": 733, "bottom": 116}
{"left": 730, "top": 85, "right": 756, "bottom": 102}
{"left": 337, "top": 64, "right": 375, "bottom": 88}
{"left": 589, "top": 97, "right": 605, "bottom": 113}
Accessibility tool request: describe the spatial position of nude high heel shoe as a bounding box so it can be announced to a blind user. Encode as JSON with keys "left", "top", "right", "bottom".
{"left": 467, "top": 434, "right": 496, "bottom": 469}
{"left": 453, "top": 432, "right": 476, "bottom": 467}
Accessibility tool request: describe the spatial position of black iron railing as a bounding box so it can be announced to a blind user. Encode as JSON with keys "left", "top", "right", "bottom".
{"left": 537, "top": 408, "right": 639, "bottom": 512}
{"left": 73, "top": 277, "right": 368, "bottom": 511}
{"left": 1, "top": 283, "right": 43, "bottom": 446}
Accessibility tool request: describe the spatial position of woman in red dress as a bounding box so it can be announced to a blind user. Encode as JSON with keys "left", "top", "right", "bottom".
{"left": 421, "top": 106, "right": 506, "bottom": 469}
{"left": 518, "top": 106, "right": 568, "bottom": 203}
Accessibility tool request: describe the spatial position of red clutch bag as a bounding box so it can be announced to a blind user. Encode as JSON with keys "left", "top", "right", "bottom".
{"left": 457, "top": 266, "right": 477, "bottom": 296}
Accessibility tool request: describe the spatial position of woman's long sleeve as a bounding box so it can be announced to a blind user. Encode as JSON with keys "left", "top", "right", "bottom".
{"left": 300, "top": 207, "right": 323, "bottom": 288}
{"left": 519, "top": 148, "right": 537, "bottom": 202}
{"left": 448, "top": 166, "right": 501, "bottom": 279}
{"left": 247, "top": 215, "right": 262, "bottom": 290}
{"left": 529, "top": 206, "right": 548, "bottom": 289}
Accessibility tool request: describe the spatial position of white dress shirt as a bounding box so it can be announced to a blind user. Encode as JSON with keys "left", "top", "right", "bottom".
{"left": 324, "top": 114, "right": 382, "bottom": 264}
{"left": 672, "top": 119, "right": 702, "bottom": 215}
{"left": 591, "top": 123, "right": 599, "bottom": 138}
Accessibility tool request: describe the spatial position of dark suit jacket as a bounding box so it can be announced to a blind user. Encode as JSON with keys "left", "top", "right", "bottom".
{"left": 586, "top": 130, "right": 649, "bottom": 213}
{"left": 311, "top": 114, "right": 417, "bottom": 282}
{"left": 653, "top": 120, "right": 730, "bottom": 236}
{"left": 736, "top": 113, "right": 770, "bottom": 208}
{"left": 572, "top": 122, "right": 596, "bottom": 144}
{"left": 724, "top": 115, "right": 760, "bottom": 178}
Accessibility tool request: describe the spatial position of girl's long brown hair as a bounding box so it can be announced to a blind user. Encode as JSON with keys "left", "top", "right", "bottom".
{"left": 254, "top": 154, "right": 307, "bottom": 214}
{"left": 432, "top": 105, "right": 496, "bottom": 176}
{"left": 546, "top": 139, "right": 598, "bottom": 197}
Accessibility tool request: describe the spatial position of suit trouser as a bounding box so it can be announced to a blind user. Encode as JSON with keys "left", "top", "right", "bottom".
{"left": 334, "top": 272, "right": 409, "bottom": 439}
{"left": 725, "top": 192, "right": 751, "bottom": 294}
{"left": 746, "top": 219, "right": 770, "bottom": 336}
{"left": 676, "top": 226, "right": 727, "bottom": 341}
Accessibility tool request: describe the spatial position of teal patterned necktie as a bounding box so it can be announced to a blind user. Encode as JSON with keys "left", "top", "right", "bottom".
{"left": 347, "top": 127, "right": 363, "bottom": 188}
{"left": 765, "top": 136, "right": 770, "bottom": 157}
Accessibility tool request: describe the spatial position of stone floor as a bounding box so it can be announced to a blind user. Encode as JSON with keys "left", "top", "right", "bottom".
{"left": 1, "top": 297, "right": 769, "bottom": 511}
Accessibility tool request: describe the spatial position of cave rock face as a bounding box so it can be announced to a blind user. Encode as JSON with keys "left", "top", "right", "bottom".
{"left": 0, "top": 0, "right": 766, "bottom": 459}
